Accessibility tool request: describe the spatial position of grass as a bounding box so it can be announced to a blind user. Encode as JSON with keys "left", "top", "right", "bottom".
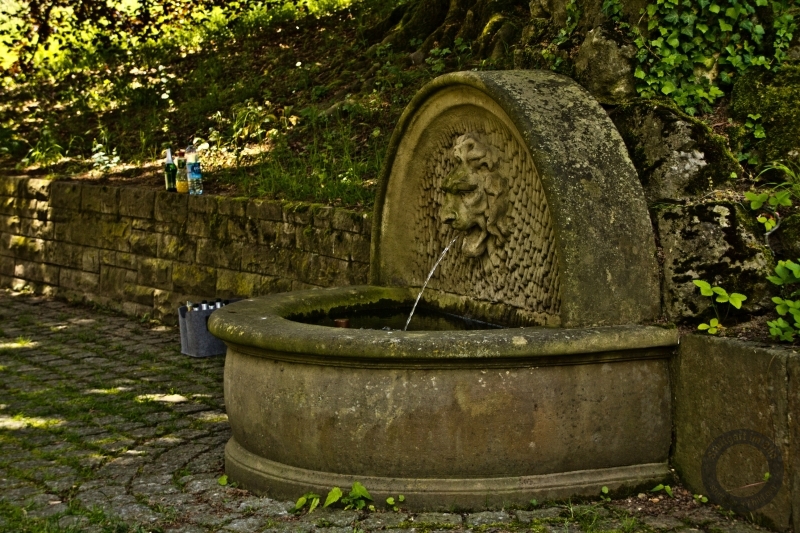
{"left": 0, "top": 0, "right": 490, "bottom": 209}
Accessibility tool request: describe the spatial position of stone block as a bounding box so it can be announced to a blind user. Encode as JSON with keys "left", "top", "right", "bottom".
{"left": 99, "top": 265, "right": 137, "bottom": 296}
{"left": 240, "top": 245, "right": 272, "bottom": 274}
{"left": 0, "top": 255, "right": 15, "bottom": 276}
{"left": 154, "top": 191, "right": 188, "bottom": 225}
{"left": 254, "top": 275, "right": 292, "bottom": 295}
{"left": 172, "top": 262, "right": 217, "bottom": 296}
{"left": 187, "top": 212, "right": 226, "bottom": 240}
{"left": 22, "top": 178, "right": 52, "bottom": 200}
{"left": 153, "top": 289, "right": 183, "bottom": 324}
{"left": 0, "top": 197, "right": 17, "bottom": 216}
{"left": 19, "top": 217, "right": 54, "bottom": 240}
{"left": 130, "top": 230, "right": 159, "bottom": 257}
{"left": 196, "top": 239, "right": 242, "bottom": 270}
{"left": 81, "top": 185, "right": 120, "bottom": 214}
{"left": 673, "top": 336, "right": 797, "bottom": 531}
{"left": 137, "top": 257, "right": 173, "bottom": 290}
{"left": 45, "top": 241, "right": 84, "bottom": 269}
{"left": 227, "top": 217, "right": 257, "bottom": 243}
{"left": 59, "top": 268, "right": 99, "bottom": 292}
{"left": 312, "top": 206, "right": 333, "bottom": 228}
{"left": 246, "top": 199, "right": 282, "bottom": 221}
{"left": 331, "top": 209, "right": 366, "bottom": 233}
{"left": 158, "top": 233, "right": 195, "bottom": 262}
{"left": 0, "top": 214, "right": 21, "bottom": 235}
{"left": 217, "top": 197, "right": 248, "bottom": 217}
{"left": 99, "top": 250, "right": 137, "bottom": 270}
{"left": 215, "top": 269, "right": 262, "bottom": 298}
{"left": 257, "top": 220, "right": 279, "bottom": 246}
{"left": 59, "top": 213, "right": 131, "bottom": 252}
{"left": 82, "top": 248, "right": 100, "bottom": 273}
{"left": 7, "top": 235, "right": 46, "bottom": 261}
{"left": 120, "top": 188, "right": 155, "bottom": 218}
{"left": 283, "top": 203, "right": 311, "bottom": 225}
{"left": 14, "top": 259, "right": 59, "bottom": 284}
{"left": 342, "top": 231, "right": 370, "bottom": 263}
{"left": 188, "top": 194, "right": 217, "bottom": 214}
{"left": 277, "top": 222, "right": 296, "bottom": 248}
{"left": 122, "top": 284, "right": 155, "bottom": 307}
{"left": 49, "top": 181, "right": 82, "bottom": 210}
{"left": 0, "top": 177, "right": 20, "bottom": 197}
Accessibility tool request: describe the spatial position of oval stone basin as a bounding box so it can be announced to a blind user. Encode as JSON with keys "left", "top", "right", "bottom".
{"left": 209, "top": 285, "right": 678, "bottom": 509}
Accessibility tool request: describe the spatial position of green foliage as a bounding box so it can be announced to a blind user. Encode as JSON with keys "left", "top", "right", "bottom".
{"left": 745, "top": 159, "right": 797, "bottom": 234}
{"left": 603, "top": 0, "right": 797, "bottom": 115}
{"left": 385, "top": 494, "right": 405, "bottom": 511}
{"left": 322, "top": 481, "right": 373, "bottom": 511}
{"left": 693, "top": 493, "right": 709, "bottom": 503}
{"left": 600, "top": 486, "right": 611, "bottom": 502}
{"left": 90, "top": 142, "right": 120, "bottom": 174}
{"left": 766, "top": 259, "right": 800, "bottom": 342}
{"left": 294, "top": 491, "right": 322, "bottom": 514}
{"left": 693, "top": 280, "right": 747, "bottom": 333}
{"left": 217, "top": 474, "right": 228, "bottom": 486}
{"left": 650, "top": 484, "right": 674, "bottom": 498}
{"left": 20, "top": 126, "right": 62, "bottom": 168}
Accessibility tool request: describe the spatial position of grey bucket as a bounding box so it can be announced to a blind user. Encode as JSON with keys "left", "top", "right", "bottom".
{"left": 178, "top": 306, "right": 227, "bottom": 358}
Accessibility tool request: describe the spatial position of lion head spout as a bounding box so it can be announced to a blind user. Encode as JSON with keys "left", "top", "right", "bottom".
{"left": 440, "top": 132, "right": 510, "bottom": 258}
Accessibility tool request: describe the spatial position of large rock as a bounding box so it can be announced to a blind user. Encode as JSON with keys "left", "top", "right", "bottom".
{"left": 779, "top": 214, "right": 800, "bottom": 260}
{"left": 611, "top": 103, "right": 740, "bottom": 204}
{"left": 654, "top": 202, "right": 773, "bottom": 322}
{"left": 574, "top": 26, "right": 636, "bottom": 104}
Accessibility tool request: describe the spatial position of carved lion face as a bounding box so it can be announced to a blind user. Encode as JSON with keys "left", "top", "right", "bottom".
{"left": 440, "top": 132, "right": 510, "bottom": 257}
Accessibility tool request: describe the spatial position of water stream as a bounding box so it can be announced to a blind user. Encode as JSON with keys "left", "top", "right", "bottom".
{"left": 403, "top": 236, "right": 459, "bottom": 331}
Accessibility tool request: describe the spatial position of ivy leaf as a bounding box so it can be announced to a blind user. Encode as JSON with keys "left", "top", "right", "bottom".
{"left": 635, "top": 67, "right": 647, "bottom": 79}
{"left": 719, "top": 20, "right": 733, "bottom": 32}
{"left": 709, "top": 4, "right": 721, "bottom": 13}
{"left": 661, "top": 80, "right": 677, "bottom": 94}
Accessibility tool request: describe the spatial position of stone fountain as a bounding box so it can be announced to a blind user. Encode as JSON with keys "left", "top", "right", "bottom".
{"left": 208, "top": 70, "right": 679, "bottom": 510}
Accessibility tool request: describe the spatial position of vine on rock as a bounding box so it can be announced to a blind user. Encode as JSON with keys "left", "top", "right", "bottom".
{"left": 602, "top": 0, "right": 797, "bottom": 115}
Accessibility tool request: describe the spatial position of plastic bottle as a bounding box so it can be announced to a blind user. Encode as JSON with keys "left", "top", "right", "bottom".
{"left": 186, "top": 144, "right": 203, "bottom": 195}
{"left": 164, "top": 148, "right": 177, "bottom": 192}
{"left": 175, "top": 150, "right": 189, "bottom": 193}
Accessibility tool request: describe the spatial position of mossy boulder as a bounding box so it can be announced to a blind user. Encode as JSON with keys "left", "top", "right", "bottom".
{"left": 731, "top": 63, "right": 800, "bottom": 162}
{"left": 653, "top": 202, "right": 774, "bottom": 323}
{"left": 610, "top": 102, "right": 741, "bottom": 204}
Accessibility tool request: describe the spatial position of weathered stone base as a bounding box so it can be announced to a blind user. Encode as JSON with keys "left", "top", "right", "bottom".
{"left": 226, "top": 437, "right": 670, "bottom": 511}
{"left": 672, "top": 335, "right": 799, "bottom": 532}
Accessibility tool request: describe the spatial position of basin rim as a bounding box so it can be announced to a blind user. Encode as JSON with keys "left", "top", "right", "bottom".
{"left": 208, "top": 285, "right": 678, "bottom": 361}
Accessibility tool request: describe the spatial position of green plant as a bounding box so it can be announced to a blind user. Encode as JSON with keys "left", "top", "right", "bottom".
{"left": 323, "top": 481, "right": 374, "bottom": 511}
{"left": 91, "top": 142, "right": 120, "bottom": 174}
{"left": 693, "top": 493, "right": 709, "bottom": 503}
{"left": 293, "top": 491, "right": 322, "bottom": 514}
{"left": 385, "top": 494, "right": 405, "bottom": 511}
{"left": 766, "top": 259, "right": 800, "bottom": 341}
{"left": 602, "top": 0, "right": 797, "bottom": 115}
{"left": 650, "top": 483, "right": 674, "bottom": 498}
{"left": 600, "top": 486, "right": 611, "bottom": 502}
{"left": 693, "top": 280, "right": 748, "bottom": 333}
{"left": 20, "top": 127, "right": 62, "bottom": 168}
{"left": 425, "top": 46, "right": 451, "bottom": 74}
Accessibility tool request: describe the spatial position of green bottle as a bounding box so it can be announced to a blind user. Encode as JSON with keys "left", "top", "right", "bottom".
{"left": 164, "top": 148, "right": 178, "bottom": 192}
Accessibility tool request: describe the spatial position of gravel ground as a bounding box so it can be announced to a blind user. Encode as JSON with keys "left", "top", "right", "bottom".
{"left": 0, "top": 291, "right": 784, "bottom": 533}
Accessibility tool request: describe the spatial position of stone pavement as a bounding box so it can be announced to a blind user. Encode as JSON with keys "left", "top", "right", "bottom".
{"left": 0, "top": 292, "right": 782, "bottom": 533}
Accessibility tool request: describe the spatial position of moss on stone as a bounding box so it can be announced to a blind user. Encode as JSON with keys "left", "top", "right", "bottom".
{"left": 731, "top": 63, "right": 800, "bottom": 162}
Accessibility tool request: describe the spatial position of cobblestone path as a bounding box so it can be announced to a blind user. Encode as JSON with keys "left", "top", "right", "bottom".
{"left": 0, "top": 293, "right": 779, "bottom": 533}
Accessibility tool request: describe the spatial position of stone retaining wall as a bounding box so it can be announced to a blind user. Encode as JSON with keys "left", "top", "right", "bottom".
{"left": 0, "top": 177, "right": 371, "bottom": 323}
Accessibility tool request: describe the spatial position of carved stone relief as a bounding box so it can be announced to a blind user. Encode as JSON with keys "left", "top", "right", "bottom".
{"left": 440, "top": 132, "right": 511, "bottom": 258}
{"left": 411, "top": 115, "right": 561, "bottom": 323}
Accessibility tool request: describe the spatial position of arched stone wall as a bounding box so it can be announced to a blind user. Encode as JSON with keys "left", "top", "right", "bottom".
{"left": 371, "top": 70, "right": 660, "bottom": 327}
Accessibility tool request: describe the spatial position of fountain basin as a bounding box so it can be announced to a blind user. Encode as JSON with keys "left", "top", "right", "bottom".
{"left": 210, "top": 286, "right": 678, "bottom": 509}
